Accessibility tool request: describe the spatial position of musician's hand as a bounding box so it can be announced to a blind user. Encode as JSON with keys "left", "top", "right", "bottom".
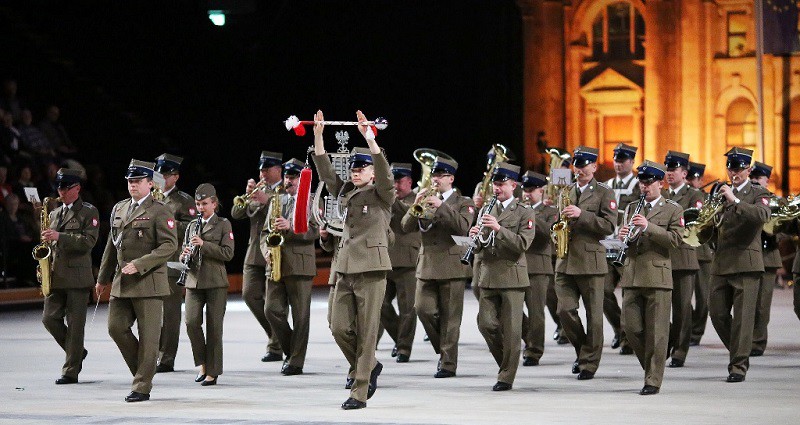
{"left": 246, "top": 178, "right": 257, "bottom": 193}
{"left": 481, "top": 213, "right": 501, "bottom": 231}
{"left": 121, "top": 262, "right": 139, "bottom": 275}
{"left": 251, "top": 189, "right": 268, "bottom": 204}
{"left": 543, "top": 198, "right": 554, "bottom": 207}
{"left": 717, "top": 184, "right": 737, "bottom": 203}
{"left": 473, "top": 194, "right": 484, "bottom": 209}
{"left": 319, "top": 226, "right": 329, "bottom": 240}
{"left": 94, "top": 283, "right": 108, "bottom": 298}
{"left": 618, "top": 226, "right": 629, "bottom": 241}
{"left": 41, "top": 229, "right": 59, "bottom": 242}
{"left": 190, "top": 235, "right": 204, "bottom": 247}
{"left": 181, "top": 246, "right": 192, "bottom": 257}
{"left": 469, "top": 225, "right": 480, "bottom": 237}
{"left": 631, "top": 214, "right": 648, "bottom": 230}
{"left": 563, "top": 205, "right": 582, "bottom": 219}
{"left": 274, "top": 216, "right": 291, "bottom": 231}
{"left": 426, "top": 195, "right": 443, "bottom": 209}
{"left": 414, "top": 191, "right": 427, "bottom": 205}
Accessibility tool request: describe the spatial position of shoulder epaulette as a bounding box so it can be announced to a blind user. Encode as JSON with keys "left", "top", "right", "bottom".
{"left": 665, "top": 199, "right": 682, "bottom": 207}
{"left": 82, "top": 202, "right": 97, "bottom": 210}
{"left": 596, "top": 182, "right": 612, "bottom": 190}
{"left": 176, "top": 190, "right": 193, "bottom": 200}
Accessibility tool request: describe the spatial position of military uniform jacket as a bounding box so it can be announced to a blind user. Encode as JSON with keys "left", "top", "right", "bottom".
{"left": 793, "top": 218, "right": 800, "bottom": 275}
{"left": 473, "top": 198, "right": 536, "bottom": 289}
{"left": 259, "top": 193, "right": 319, "bottom": 278}
{"left": 389, "top": 192, "right": 421, "bottom": 268}
{"left": 619, "top": 198, "right": 683, "bottom": 290}
{"left": 231, "top": 182, "right": 279, "bottom": 267}
{"left": 693, "top": 188, "right": 714, "bottom": 262}
{"left": 524, "top": 202, "right": 558, "bottom": 275}
{"left": 49, "top": 197, "right": 100, "bottom": 289}
{"left": 184, "top": 215, "right": 234, "bottom": 289}
{"left": 760, "top": 189, "right": 783, "bottom": 270}
{"left": 663, "top": 185, "right": 704, "bottom": 271}
{"left": 164, "top": 188, "right": 196, "bottom": 268}
{"left": 313, "top": 151, "right": 395, "bottom": 274}
{"left": 400, "top": 188, "right": 475, "bottom": 280}
{"left": 710, "top": 181, "right": 771, "bottom": 275}
{"left": 98, "top": 196, "right": 178, "bottom": 298}
{"left": 555, "top": 179, "right": 617, "bottom": 275}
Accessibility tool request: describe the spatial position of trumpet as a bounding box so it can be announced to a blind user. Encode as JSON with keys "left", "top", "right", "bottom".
{"left": 233, "top": 180, "right": 269, "bottom": 208}
{"left": 461, "top": 194, "right": 498, "bottom": 265}
{"left": 612, "top": 193, "right": 646, "bottom": 267}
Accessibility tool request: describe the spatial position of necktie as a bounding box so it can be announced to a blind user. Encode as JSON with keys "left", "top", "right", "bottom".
{"left": 58, "top": 207, "right": 68, "bottom": 227}
{"left": 733, "top": 188, "right": 739, "bottom": 195}
{"left": 127, "top": 201, "right": 136, "bottom": 218}
{"left": 496, "top": 202, "right": 504, "bottom": 216}
{"left": 642, "top": 202, "right": 651, "bottom": 216}
{"left": 615, "top": 180, "right": 623, "bottom": 189}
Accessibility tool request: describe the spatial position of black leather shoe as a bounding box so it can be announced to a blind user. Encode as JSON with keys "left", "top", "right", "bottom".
{"left": 281, "top": 365, "right": 303, "bottom": 376}
{"left": 750, "top": 349, "right": 764, "bottom": 357}
{"left": 639, "top": 385, "right": 660, "bottom": 395}
{"left": 344, "top": 377, "right": 354, "bottom": 389}
{"left": 577, "top": 370, "right": 595, "bottom": 380}
{"left": 55, "top": 375, "right": 78, "bottom": 385}
{"left": 619, "top": 346, "right": 634, "bottom": 355}
{"left": 689, "top": 339, "right": 700, "bottom": 347}
{"left": 391, "top": 346, "right": 398, "bottom": 357}
{"left": 611, "top": 335, "right": 621, "bottom": 349}
{"left": 423, "top": 334, "right": 430, "bottom": 342}
{"left": 124, "top": 391, "right": 150, "bottom": 402}
{"left": 571, "top": 359, "right": 580, "bottom": 374}
{"left": 396, "top": 354, "right": 409, "bottom": 363}
{"left": 261, "top": 352, "right": 283, "bottom": 362}
{"left": 367, "top": 362, "right": 383, "bottom": 399}
{"left": 552, "top": 330, "right": 560, "bottom": 341}
{"left": 522, "top": 357, "right": 539, "bottom": 366}
{"left": 200, "top": 377, "right": 217, "bottom": 386}
{"left": 492, "top": 381, "right": 512, "bottom": 391}
{"left": 194, "top": 373, "right": 206, "bottom": 383}
{"left": 726, "top": 373, "right": 745, "bottom": 383}
{"left": 155, "top": 363, "right": 174, "bottom": 373}
{"left": 556, "top": 335, "right": 570, "bottom": 345}
{"left": 341, "top": 397, "right": 366, "bottom": 410}
{"left": 434, "top": 369, "right": 456, "bottom": 378}
{"left": 668, "top": 359, "right": 684, "bottom": 368}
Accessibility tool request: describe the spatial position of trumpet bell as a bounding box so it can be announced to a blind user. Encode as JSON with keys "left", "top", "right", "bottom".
{"left": 413, "top": 148, "right": 455, "bottom": 191}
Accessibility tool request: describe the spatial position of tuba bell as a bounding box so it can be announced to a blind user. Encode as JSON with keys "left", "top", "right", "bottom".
{"left": 763, "top": 194, "right": 800, "bottom": 235}
{"left": 477, "top": 144, "right": 514, "bottom": 201}
{"left": 408, "top": 148, "right": 454, "bottom": 219}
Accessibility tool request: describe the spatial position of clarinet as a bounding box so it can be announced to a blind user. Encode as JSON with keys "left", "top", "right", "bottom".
{"left": 177, "top": 211, "right": 204, "bottom": 286}
{"left": 612, "top": 193, "right": 647, "bottom": 268}
{"left": 460, "top": 194, "right": 499, "bottom": 265}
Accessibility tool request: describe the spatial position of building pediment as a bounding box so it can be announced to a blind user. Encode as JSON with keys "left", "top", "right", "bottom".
{"left": 581, "top": 66, "right": 644, "bottom": 94}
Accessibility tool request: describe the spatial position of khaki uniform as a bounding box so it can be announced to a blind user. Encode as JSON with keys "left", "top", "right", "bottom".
{"left": 157, "top": 188, "right": 195, "bottom": 369}
{"left": 793, "top": 227, "right": 800, "bottom": 320}
{"left": 382, "top": 192, "right": 421, "bottom": 357}
{"left": 98, "top": 195, "right": 178, "bottom": 395}
{"left": 603, "top": 175, "right": 640, "bottom": 350}
{"left": 521, "top": 202, "right": 557, "bottom": 362}
{"left": 752, "top": 191, "right": 782, "bottom": 353}
{"left": 664, "top": 185, "right": 704, "bottom": 362}
{"left": 42, "top": 198, "right": 99, "bottom": 379}
{"left": 555, "top": 179, "right": 617, "bottom": 374}
{"left": 475, "top": 198, "right": 536, "bottom": 385}
{"left": 313, "top": 151, "right": 394, "bottom": 403}
{"left": 709, "top": 181, "right": 770, "bottom": 377}
{"left": 691, "top": 218, "right": 714, "bottom": 344}
{"left": 259, "top": 193, "right": 318, "bottom": 369}
{"left": 183, "top": 215, "right": 234, "bottom": 377}
{"left": 231, "top": 182, "right": 281, "bottom": 356}
{"left": 400, "top": 188, "right": 475, "bottom": 374}
{"left": 620, "top": 198, "right": 683, "bottom": 389}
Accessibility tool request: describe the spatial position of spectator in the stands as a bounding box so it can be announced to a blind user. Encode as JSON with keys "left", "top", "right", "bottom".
{"left": 13, "top": 164, "right": 38, "bottom": 204}
{"left": 0, "top": 165, "right": 12, "bottom": 203}
{"left": 39, "top": 105, "right": 77, "bottom": 156}
{"left": 0, "top": 193, "right": 38, "bottom": 287}
{"left": 37, "top": 162, "right": 59, "bottom": 199}
{"left": 0, "top": 79, "right": 23, "bottom": 123}
{"left": 0, "top": 109, "right": 25, "bottom": 164}
{"left": 19, "top": 109, "right": 55, "bottom": 160}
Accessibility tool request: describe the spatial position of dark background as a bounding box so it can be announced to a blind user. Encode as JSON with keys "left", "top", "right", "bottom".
{"left": 2, "top": 0, "right": 524, "bottom": 270}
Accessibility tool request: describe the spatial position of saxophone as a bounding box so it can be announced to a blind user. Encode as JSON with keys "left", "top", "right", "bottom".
{"left": 550, "top": 186, "right": 571, "bottom": 259}
{"left": 32, "top": 197, "right": 59, "bottom": 296}
{"left": 264, "top": 186, "right": 284, "bottom": 282}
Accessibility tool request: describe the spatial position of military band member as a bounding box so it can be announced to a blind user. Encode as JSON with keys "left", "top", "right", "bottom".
{"left": 181, "top": 184, "right": 234, "bottom": 386}
{"left": 748, "top": 162, "right": 781, "bottom": 356}
{"left": 40, "top": 168, "right": 99, "bottom": 384}
{"left": 231, "top": 151, "right": 283, "bottom": 362}
{"left": 382, "top": 162, "right": 421, "bottom": 363}
{"left": 662, "top": 151, "right": 704, "bottom": 368}
{"left": 554, "top": 146, "right": 617, "bottom": 380}
{"left": 603, "top": 143, "right": 639, "bottom": 354}
{"left": 618, "top": 161, "right": 683, "bottom": 395}
{"left": 312, "top": 110, "right": 392, "bottom": 410}
{"left": 96, "top": 160, "right": 178, "bottom": 402}
{"left": 470, "top": 163, "right": 535, "bottom": 391}
{"left": 154, "top": 153, "right": 196, "bottom": 374}
{"left": 687, "top": 162, "right": 713, "bottom": 346}
{"left": 519, "top": 171, "right": 558, "bottom": 366}
{"left": 709, "top": 147, "right": 770, "bottom": 383}
{"left": 400, "top": 156, "right": 475, "bottom": 379}
{"left": 259, "top": 159, "right": 318, "bottom": 375}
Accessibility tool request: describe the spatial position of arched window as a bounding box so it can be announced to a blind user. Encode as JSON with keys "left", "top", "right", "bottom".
{"left": 788, "top": 97, "right": 800, "bottom": 191}
{"left": 591, "top": 2, "right": 645, "bottom": 60}
{"left": 725, "top": 97, "right": 758, "bottom": 160}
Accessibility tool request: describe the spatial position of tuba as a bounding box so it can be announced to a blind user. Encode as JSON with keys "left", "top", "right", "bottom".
{"left": 477, "top": 144, "right": 513, "bottom": 201}
{"left": 682, "top": 181, "right": 728, "bottom": 247}
{"left": 408, "top": 148, "right": 453, "bottom": 219}
{"left": 763, "top": 194, "right": 800, "bottom": 235}
{"left": 264, "top": 186, "right": 284, "bottom": 282}
{"left": 32, "top": 197, "right": 60, "bottom": 296}
{"left": 550, "top": 186, "right": 572, "bottom": 259}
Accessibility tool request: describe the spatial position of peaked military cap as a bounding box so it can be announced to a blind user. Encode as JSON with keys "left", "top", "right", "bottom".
{"left": 155, "top": 153, "right": 183, "bottom": 174}
{"left": 521, "top": 171, "right": 548, "bottom": 188}
{"left": 725, "top": 147, "right": 753, "bottom": 170}
{"left": 432, "top": 157, "right": 458, "bottom": 175}
{"left": 688, "top": 162, "right": 706, "bottom": 178}
{"left": 259, "top": 151, "right": 283, "bottom": 170}
{"left": 572, "top": 146, "right": 599, "bottom": 167}
{"left": 664, "top": 151, "right": 690, "bottom": 169}
{"left": 637, "top": 160, "right": 667, "bottom": 183}
{"left": 56, "top": 168, "right": 84, "bottom": 188}
{"left": 492, "top": 162, "right": 520, "bottom": 182}
{"left": 750, "top": 161, "right": 772, "bottom": 178}
{"left": 390, "top": 162, "right": 413, "bottom": 178}
{"left": 195, "top": 183, "right": 217, "bottom": 200}
{"left": 126, "top": 159, "right": 155, "bottom": 180}
{"left": 613, "top": 143, "right": 638, "bottom": 161}
{"left": 349, "top": 147, "right": 374, "bottom": 169}
{"left": 283, "top": 158, "right": 304, "bottom": 175}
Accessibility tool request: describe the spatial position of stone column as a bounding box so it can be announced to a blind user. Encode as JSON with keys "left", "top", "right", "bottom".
{"left": 644, "top": 0, "right": 678, "bottom": 161}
